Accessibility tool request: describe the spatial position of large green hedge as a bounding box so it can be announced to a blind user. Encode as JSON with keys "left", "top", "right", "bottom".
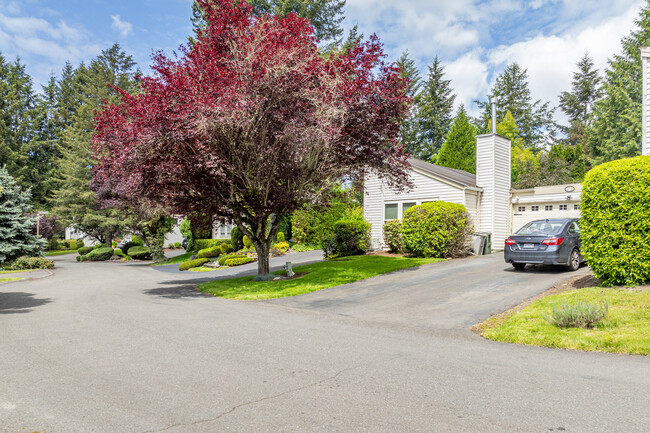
{"left": 194, "top": 238, "right": 229, "bottom": 251}
{"left": 401, "top": 201, "right": 471, "bottom": 258}
{"left": 581, "top": 156, "right": 650, "bottom": 286}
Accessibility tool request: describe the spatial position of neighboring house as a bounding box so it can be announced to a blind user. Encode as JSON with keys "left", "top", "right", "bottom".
{"left": 364, "top": 132, "right": 583, "bottom": 251}
{"left": 212, "top": 222, "right": 233, "bottom": 239}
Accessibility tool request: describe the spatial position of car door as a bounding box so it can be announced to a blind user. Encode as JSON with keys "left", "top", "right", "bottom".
{"left": 566, "top": 220, "right": 583, "bottom": 262}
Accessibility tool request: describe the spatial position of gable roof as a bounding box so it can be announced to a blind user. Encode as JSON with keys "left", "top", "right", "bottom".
{"left": 408, "top": 158, "right": 479, "bottom": 189}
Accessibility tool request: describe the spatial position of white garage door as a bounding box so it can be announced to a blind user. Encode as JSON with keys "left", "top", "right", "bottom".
{"left": 511, "top": 202, "right": 581, "bottom": 234}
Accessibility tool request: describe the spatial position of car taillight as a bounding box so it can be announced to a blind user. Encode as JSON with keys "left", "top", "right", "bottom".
{"left": 505, "top": 239, "right": 516, "bottom": 245}
{"left": 542, "top": 237, "right": 564, "bottom": 246}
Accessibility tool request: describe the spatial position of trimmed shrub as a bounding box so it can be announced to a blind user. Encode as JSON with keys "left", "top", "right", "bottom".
{"left": 77, "top": 246, "right": 94, "bottom": 255}
{"left": 544, "top": 301, "right": 609, "bottom": 329}
{"left": 223, "top": 257, "right": 254, "bottom": 266}
{"left": 73, "top": 239, "right": 84, "bottom": 249}
{"left": 383, "top": 220, "right": 404, "bottom": 253}
{"left": 131, "top": 235, "right": 144, "bottom": 246}
{"left": 179, "top": 258, "right": 209, "bottom": 271}
{"left": 167, "top": 243, "right": 175, "bottom": 249}
{"left": 401, "top": 201, "right": 472, "bottom": 258}
{"left": 194, "top": 238, "right": 229, "bottom": 251}
{"left": 333, "top": 219, "right": 371, "bottom": 256}
{"left": 231, "top": 226, "right": 245, "bottom": 251}
{"left": 220, "top": 242, "right": 233, "bottom": 254}
{"left": 84, "top": 247, "right": 114, "bottom": 261}
{"left": 127, "top": 246, "right": 152, "bottom": 260}
{"left": 120, "top": 241, "right": 138, "bottom": 256}
{"left": 174, "top": 242, "right": 182, "bottom": 249}
{"left": 112, "top": 241, "right": 118, "bottom": 248}
{"left": 581, "top": 156, "right": 650, "bottom": 286}
{"left": 276, "top": 232, "right": 285, "bottom": 242}
{"left": 5, "top": 256, "right": 55, "bottom": 270}
{"left": 218, "top": 254, "right": 247, "bottom": 266}
{"left": 47, "top": 237, "right": 60, "bottom": 251}
{"left": 198, "top": 246, "right": 221, "bottom": 259}
{"left": 242, "top": 235, "right": 252, "bottom": 248}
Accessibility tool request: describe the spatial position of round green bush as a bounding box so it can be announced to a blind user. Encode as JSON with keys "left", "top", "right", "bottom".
{"left": 127, "top": 246, "right": 152, "bottom": 260}
{"left": 218, "top": 254, "right": 247, "bottom": 266}
{"left": 242, "top": 235, "right": 252, "bottom": 248}
{"left": 84, "top": 247, "right": 114, "bottom": 261}
{"left": 401, "top": 201, "right": 471, "bottom": 258}
{"left": 77, "top": 246, "right": 94, "bottom": 255}
{"left": 231, "top": 226, "right": 244, "bottom": 251}
{"left": 276, "top": 232, "right": 285, "bottom": 242}
{"left": 179, "top": 258, "right": 209, "bottom": 271}
{"left": 220, "top": 242, "right": 233, "bottom": 254}
{"left": 383, "top": 220, "right": 404, "bottom": 253}
{"left": 223, "top": 257, "right": 254, "bottom": 266}
{"left": 581, "top": 156, "right": 650, "bottom": 286}
{"left": 198, "top": 246, "right": 221, "bottom": 259}
{"left": 333, "top": 219, "right": 371, "bottom": 256}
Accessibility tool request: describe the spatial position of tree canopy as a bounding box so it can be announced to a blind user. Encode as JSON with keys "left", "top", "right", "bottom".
{"left": 92, "top": 0, "right": 410, "bottom": 277}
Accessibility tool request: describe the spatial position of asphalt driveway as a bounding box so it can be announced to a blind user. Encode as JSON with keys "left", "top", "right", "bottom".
{"left": 0, "top": 252, "right": 648, "bottom": 433}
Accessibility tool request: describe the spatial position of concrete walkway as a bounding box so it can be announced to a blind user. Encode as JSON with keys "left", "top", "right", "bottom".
{"left": 0, "top": 252, "right": 648, "bottom": 433}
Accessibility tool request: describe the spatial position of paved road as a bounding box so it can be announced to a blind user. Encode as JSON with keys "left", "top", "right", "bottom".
{"left": 0, "top": 252, "right": 648, "bottom": 433}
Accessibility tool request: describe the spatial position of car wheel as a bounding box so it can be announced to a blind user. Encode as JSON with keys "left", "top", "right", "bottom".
{"left": 513, "top": 263, "right": 526, "bottom": 270}
{"left": 566, "top": 248, "right": 580, "bottom": 271}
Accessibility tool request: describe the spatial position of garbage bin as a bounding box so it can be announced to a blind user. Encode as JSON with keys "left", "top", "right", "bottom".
{"left": 471, "top": 233, "right": 486, "bottom": 255}
{"left": 482, "top": 232, "right": 492, "bottom": 255}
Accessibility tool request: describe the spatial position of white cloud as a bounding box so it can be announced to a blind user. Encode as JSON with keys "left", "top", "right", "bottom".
{"left": 111, "top": 14, "right": 133, "bottom": 37}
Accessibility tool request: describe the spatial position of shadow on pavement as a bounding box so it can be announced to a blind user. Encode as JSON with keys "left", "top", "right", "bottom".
{"left": 144, "top": 282, "right": 214, "bottom": 299}
{"left": 0, "top": 292, "right": 52, "bottom": 314}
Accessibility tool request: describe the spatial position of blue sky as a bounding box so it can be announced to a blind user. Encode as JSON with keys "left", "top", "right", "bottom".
{"left": 0, "top": 0, "right": 645, "bottom": 118}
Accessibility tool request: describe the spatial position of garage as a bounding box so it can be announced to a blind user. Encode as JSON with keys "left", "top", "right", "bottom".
{"left": 510, "top": 183, "right": 582, "bottom": 233}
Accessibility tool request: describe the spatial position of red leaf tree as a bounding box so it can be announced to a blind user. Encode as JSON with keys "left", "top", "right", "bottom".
{"left": 92, "top": 0, "right": 411, "bottom": 278}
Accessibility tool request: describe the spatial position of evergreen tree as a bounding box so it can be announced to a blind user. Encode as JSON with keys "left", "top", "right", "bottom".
{"left": 437, "top": 105, "right": 477, "bottom": 173}
{"left": 558, "top": 53, "right": 602, "bottom": 148}
{"left": 413, "top": 56, "right": 456, "bottom": 160}
{"left": 396, "top": 50, "right": 422, "bottom": 158}
{"left": 52, "top": 44, "right": 138, "bottom": 245}
{"left": 588, "top": 3, "right": 650, "bottom": 164}
{"left": 476, "top": 63, "right": 556, "bottom": 152}
{"left": 192, "top": 0, "right": 346, "bottom": 47}
{"left": 0, "top": 167, "right": 46, "bottom": 264}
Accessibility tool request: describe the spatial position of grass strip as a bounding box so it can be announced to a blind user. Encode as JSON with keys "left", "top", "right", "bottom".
{"left": 0, "top": 277, "right": 23, "bottom": 282}
{"left": 477, "top": 287, "right": 650, "bottom": 356}
{"left": 199, "top": 255, "right": 442, "bottom": 300}
{"left": 45, "top": 249, "right": 78, "bottom": 256}
{"left": 151, "top": 252, "right": 193, "bottom": 267}
{"left": 0, "top": 269, "right": 39, "bottom": 274}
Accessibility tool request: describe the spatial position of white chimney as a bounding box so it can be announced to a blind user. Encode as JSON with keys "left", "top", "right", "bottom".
{"left": 642, "top": 47, "right": 650, "bottom": 156}
{"left": 476, "top": 97, "right": 511, "bottom": 250}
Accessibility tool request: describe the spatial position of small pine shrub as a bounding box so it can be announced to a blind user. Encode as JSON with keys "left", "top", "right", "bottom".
{"left": 401, "top": 201, "right": 471, "bottom": 258}
{"left": 127, "top": 246, "right": 152, "bottom": 260}
{"left": 243, "top": 235, "right": 252, "bottom": 248}
{"left": 333, "top": 219, "right": 370, "bottom": 256}
{"left": 276, "top": 232, "right": 285, "bottom": 242}
{"left": 168, "top": 243, "right": 175, "bottom": 249}
{"left": 47, "top": 238, "right": 60, "bottom": 251}
{"left": 220, "top": 242, "right": 233, "bottom": 254}
{"left": 223, "top": 257, "right": 254, "bottom": 266}
{"left": 77, "top": 246, "right": 94, "bottom": 255}
{"left": 218, "top": 254, "right": 247, "bottom": 266}
{"left": 544, "top": 301, "right": 609, "bottom": 329}
{"left": 179, "top": 258, "right": 209, "bottom": 271}
{"left": 198, "top": 246, "right": 221, "bottom": 259}
{"left": 383, "top": 220, "right": 404, "bottom": 253}
{"left": 84, "top": 247, "right": 114, "bottom": 261}
{"left": 174, "top": 242, "right": 182, "bottom": 249}
{"left": 5, "top": 256, "right": 55, "bottom": 270}
{"left": 231, "top": 226, "right": 244, "bottom": 251}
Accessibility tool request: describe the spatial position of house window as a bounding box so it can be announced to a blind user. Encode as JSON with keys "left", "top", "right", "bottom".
{"left": 531, "top": 206, "right": 539, "bottom": 211}
{"left": 385, "top": 203, "right": 398, "bottom": 220}
{"left": 574, "top": 204, "right": 580, "bottom": 210}
{"left": 559, "top": 204, "right": 567, "bottom": 210}
{"left": 517, "top": 206, "right": 525, "bottom": 212}
{"left": 545, "top": 205, "right": 553, "bottom": 211}
{"left": 220, "top": 225, "right": 226, "bottom": 236}
{"left": 402, "top": 202, "right": 416, "bottom": 218}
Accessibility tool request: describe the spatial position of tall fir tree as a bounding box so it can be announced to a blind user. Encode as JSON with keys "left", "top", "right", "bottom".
{"left": 52, "top": 44, "right": 138, "bottom": 245}
{"left": 413, "top": 56, "right": 456, "bottom": 161}
{"left": 587, "top": 3, "right": 650, "bottom": 164}
{"left": 0, "top": 167, "right": 46, "bottom": 264}
{"left": 396, "top": 50, "right": 422, "bottom": 158}
{"left": 476, "top": 63, "right": 555, "bottom": 152}
{"left": 437, "top": 105, "right": 477, "bottom": 173}
{"left": 558, "top": 53, "right": 602, "bottom": 148}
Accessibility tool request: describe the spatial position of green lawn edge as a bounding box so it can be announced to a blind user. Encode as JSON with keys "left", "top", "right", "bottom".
{"left": 45, "top": 249, "right": 78, "bottom": 256}
{"left": 0, "top": 277, "right": 23, "bottom": 282}
{"left": 151, "top": 252, "right": 193, "bottom": 267}
{"left": 0, "top": 269, "right": 40, "bottom": 274}
{"left": 199, "top": 255, "right": 442, "bottom": 300}
{"left": 477, "top": 287, "right": 650, "bottom": 356}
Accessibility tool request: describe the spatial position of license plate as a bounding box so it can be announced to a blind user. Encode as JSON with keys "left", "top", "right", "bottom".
{"left": 522, "top": 243, "right": 535, "bottom": 249}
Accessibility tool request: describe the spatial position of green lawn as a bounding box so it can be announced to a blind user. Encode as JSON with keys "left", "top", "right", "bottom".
{"left": 45, "top": 249, "right": 78, "bottom": 256}
{"left": 151, "top": 252, "right": 193, "bottom": 267}
{"left": 477, "top": 287, "right": 650, "bottom": 356}
{"left": 0, "top": 269, "right": 39, "bottom": 274}
{"left": 199, "top": 255, "right": 442, "bottom": 300}
{"left": 0, "top": 277, "right": 23, "bottom": 282}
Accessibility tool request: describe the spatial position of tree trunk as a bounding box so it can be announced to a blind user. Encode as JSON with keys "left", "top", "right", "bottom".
{"left": 253, "top": 240, "right": 271, "bottom": 280}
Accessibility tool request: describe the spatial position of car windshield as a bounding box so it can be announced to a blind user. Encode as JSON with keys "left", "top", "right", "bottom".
{"left": 515, "top": 221, "right": 564, "bottom": 235}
